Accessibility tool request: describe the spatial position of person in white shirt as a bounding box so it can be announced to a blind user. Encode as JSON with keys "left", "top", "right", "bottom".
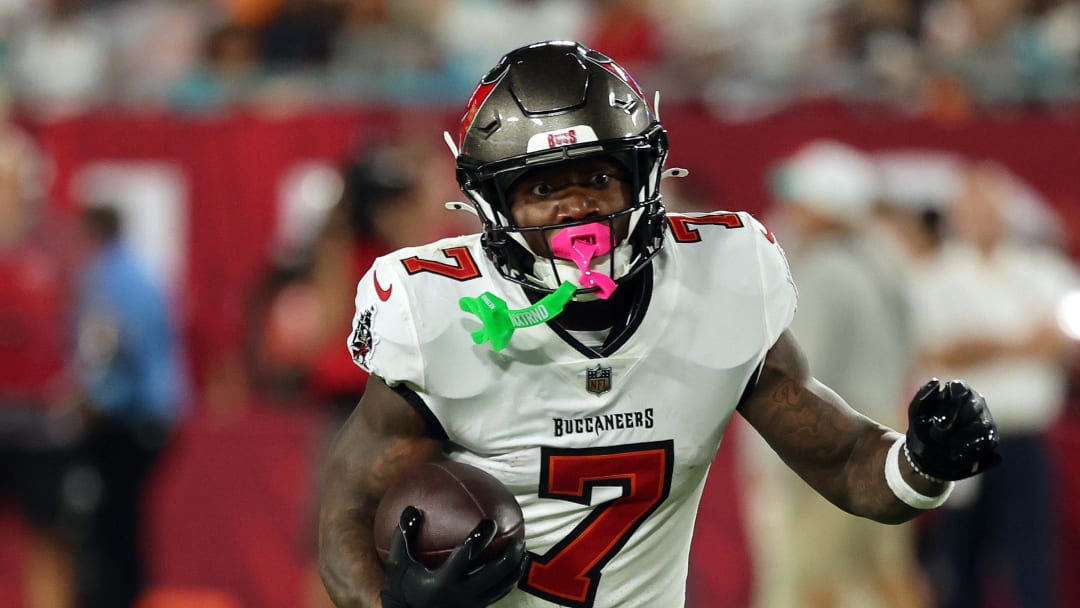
{"left": 914, "top": 161, "right": 1076, "bottom": 608}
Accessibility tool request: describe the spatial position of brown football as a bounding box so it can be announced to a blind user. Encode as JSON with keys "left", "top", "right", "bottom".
{"left": 373, "top": 460, "right": 525, "bottom": 569}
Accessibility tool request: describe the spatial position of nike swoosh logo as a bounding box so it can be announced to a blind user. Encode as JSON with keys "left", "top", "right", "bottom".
{"left": 373, "top": 270, "right": 392, "bottom": 302}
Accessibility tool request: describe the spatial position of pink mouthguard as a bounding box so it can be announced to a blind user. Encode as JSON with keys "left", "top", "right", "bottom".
{"left": 549, "top": 224, "right": 617, "bottom": 299}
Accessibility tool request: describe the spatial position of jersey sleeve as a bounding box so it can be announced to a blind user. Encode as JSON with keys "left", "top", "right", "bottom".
{"left": 346, "top": 256, "right": 425, "bottom": 389}
{"left": 741, "top": 212, "right": 798, "bottom": 348}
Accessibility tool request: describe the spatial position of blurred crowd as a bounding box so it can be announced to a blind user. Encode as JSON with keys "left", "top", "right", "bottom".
{"left": 0, "top": 0, "right": 1079, "bottom": 119}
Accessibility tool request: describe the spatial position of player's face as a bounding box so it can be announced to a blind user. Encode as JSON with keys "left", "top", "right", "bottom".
{"left": 508, "top": 157, "right": 633, "bottom": 256}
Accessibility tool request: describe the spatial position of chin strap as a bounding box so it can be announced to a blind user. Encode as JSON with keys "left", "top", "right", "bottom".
{"left": 459, "top": 281, "right": 576, "bottom": 351}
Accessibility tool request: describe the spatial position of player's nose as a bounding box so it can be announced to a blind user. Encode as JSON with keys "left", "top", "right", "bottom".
{"left": 555, "top": 189, "right": 599, "bottom": 223}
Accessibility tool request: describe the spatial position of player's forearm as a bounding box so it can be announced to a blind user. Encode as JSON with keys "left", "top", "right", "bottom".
{"left": 774, "top": 412, "right": 932, "bottom": 524}
{"left": 318, "top": 499, "right": 385, "bottom": 607}
{"left": 317, "top": 441, "right": 385, "bottom": 608}
{"left": 743, "top": 371, "right": 948, "bottom": 524}
{"left": 317, "top": 379, "right": 442, "bottom": 607}
{"left": 833, "top": 428, "right": 949, "bottom": 524}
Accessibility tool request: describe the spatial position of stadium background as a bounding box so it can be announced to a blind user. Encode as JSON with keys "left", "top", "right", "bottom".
{"left": 2, "top": 1, "right": 1080, "bottom": 607}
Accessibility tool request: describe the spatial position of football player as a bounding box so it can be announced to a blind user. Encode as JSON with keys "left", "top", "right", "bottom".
{"left": 318, "top": 41, "right": 1000, "bottom": 608}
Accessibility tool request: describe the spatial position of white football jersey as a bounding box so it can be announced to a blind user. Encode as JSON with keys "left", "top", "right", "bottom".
{"left": 348, "top": 211, "right": 796, "bottom": 608}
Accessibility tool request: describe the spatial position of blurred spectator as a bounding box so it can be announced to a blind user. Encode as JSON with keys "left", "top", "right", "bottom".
{"left": 584, "top": 0, "right": 664, "bottom": 77}
{"left": 0, "top": 0, "right": 39, "bottom": 103}
{"left": 306, "top": 135, "right": 469, "bottom": 413}
{"left": 216, "top": 0, "right": 284, "bottom": 27}
{"left": 913, "top": 161, "right": 1078, "bottom": 608}
{"left": 170, "top": 22, "right": 262, "bottom": 111}
{"left": 872, "top": 150, "right": 962, "bottom": 265}
{"left": 108, "top": 0, "right": 216, "bottom": 109}
{"left": 650, "top": 0, "right": 850, "bottom": 112}
{"left": 258, "top": 0, "right": 337, "bottom": 70}
{"left": 742, "top": 140, "right": 928, "bottom": 608}
{"left": 8, "top": 0, "right": 110, "bottom": 118}
{"left": 0, "top": 0, "right": 36, "bottom": 36}
{"left": 841, "top": 1, "right": 931, "bottom": 109}
{"left": 72, "top": 204, "right": 188, "bottom": 608}
{"left": 0, "top": 124, "right": 78, "bottom": 608}
{"left": 245, "top": 135, "right": 468, "bottom": 416}
{"left": 432, "top": 0, "right": 593, "bottom": 98}
{"left": 924, "top": 0, "right": 1080, "bottom": 105}
{"left": 325, "top": 0, "right": 459, "bottom": 103}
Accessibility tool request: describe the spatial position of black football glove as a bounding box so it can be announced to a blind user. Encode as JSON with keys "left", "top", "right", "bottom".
{"left": 380, "top": 506, "right": 526, "bottom": 608}
{"left": 906, "top": 378, "right": 1002, "bottom": 481}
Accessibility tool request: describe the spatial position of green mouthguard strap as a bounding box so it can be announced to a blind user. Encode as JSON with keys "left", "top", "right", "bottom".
{"left": 459, "top": 281, "right": 577, "bottom": 351}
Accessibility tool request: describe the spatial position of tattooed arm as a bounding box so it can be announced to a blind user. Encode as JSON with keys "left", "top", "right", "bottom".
{"left": 738, "top": 330, "right": 949, "bottom": 523}
{"left": 319, "top": 375, "right": 443, "bottom": 607}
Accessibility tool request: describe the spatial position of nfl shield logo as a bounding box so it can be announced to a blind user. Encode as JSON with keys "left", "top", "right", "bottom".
{"left": 586, "top": 365, "right": 612, "bottom": 395}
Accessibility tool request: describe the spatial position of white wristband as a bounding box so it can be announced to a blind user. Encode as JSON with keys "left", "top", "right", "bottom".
{"left": 885, "top": 436, "right": 954, "bottom": 510}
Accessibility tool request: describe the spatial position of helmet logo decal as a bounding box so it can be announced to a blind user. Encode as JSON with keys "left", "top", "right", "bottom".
{"left": 527, "top": 126, "right": 598, "bottom": 152}
{"left": 548, "top": 130, "right": 577, "bottom": 147}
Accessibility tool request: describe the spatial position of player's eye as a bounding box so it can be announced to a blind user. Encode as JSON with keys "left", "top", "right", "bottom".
{"left": 531, "top": 182, "right": 553, "bottom": 197}
{"left": 590, "top": 173, "right": 611, "bottom": 187}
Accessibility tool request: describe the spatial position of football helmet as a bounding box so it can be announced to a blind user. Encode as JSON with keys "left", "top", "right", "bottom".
{"left": 454, "top": 40, "right": 670, "bottom": 296}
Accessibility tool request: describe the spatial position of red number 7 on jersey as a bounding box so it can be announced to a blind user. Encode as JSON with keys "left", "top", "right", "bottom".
{"left": 519, "top": 441, "right": 674, "bottom": 608}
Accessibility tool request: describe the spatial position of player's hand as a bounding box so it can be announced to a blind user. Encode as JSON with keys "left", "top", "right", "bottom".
{"left": 905, "top": 378, "right": 1002, "bottom": 481}
{"left": 381, "top": 506, "right": 526, "bottom": 608}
